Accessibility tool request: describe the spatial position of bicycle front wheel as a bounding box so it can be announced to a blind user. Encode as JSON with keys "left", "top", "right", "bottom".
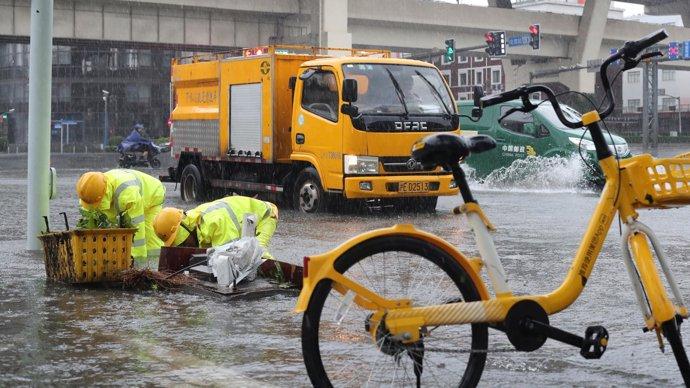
{"left": 301, "top": 235, "right": 488, "bottom": 387}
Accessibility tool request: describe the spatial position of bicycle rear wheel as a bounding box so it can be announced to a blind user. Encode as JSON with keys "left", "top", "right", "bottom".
{"left": 301, "top": 235, "right": 488, "bottom": 387}
{"left": 662, "top": 317, "right": 690, "bottom": 385}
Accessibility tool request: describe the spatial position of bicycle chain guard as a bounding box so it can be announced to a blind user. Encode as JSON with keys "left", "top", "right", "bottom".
{"left": 504, "top": 300, "right": 549, "bottom": 352}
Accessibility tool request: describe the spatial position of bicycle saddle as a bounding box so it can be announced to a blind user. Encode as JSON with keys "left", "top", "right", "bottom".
{"left": 411, "top": 133, "right": 496, "bottom": 168}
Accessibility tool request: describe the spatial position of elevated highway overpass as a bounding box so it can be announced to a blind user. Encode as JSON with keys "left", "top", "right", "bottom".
{"left": 1, "top": 0, "right": 690, "bottom": 92}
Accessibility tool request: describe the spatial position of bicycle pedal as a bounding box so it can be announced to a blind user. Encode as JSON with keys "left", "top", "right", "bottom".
{"left": 580, "top": 326, "right": 608, "bottom": 359}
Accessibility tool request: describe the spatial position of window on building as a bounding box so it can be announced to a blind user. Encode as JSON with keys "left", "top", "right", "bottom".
{"left": 474, "top": 56, "right": 484, "bottom": 63}
{"left": 491, "top": 69, "right": 501, "bottom": 84}
{"left": 627, "top": 71, "right": 640, "bottom": 84}
{"left": 459, "top": 70, "right": 468, "bottom": 86}
{"left": 627, "top": 99, "right": 641, "bottom": 112}
{"left": 662, "top": 70, "right": 675, "bottom": 81}
{"left": 476, "top": 71, "right": 483, "bottom": 86}
{"left": 108, "top": 48, "right": 118, "bottom": 70}
{"left": 301, "top": 70, "right": 339, "bottom": 122}
{"left": 662, "top": 97, "right": 677, "bottom": 111}
{"left": 459, "top": 56, "right": 468, "bottom": 63}
{"left": 52, "top": 46, "right": 71, "bottom": 65}
{"left": 441, "top": 70, "right": 451, "bottom": 86}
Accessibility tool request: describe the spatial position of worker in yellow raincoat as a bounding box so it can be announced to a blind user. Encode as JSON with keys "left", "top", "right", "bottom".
{"left": 153, "top": 195, "right": 278, "bottom": 259}
{"left": 76, "top": 169, "right": 166, "bottom": 259}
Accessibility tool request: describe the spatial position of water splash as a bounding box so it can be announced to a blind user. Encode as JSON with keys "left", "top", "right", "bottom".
{"left": 465, "top": 154, "right": 596, "bottom": 194}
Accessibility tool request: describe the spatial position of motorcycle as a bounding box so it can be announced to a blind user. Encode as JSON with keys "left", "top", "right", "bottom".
{"left": 117, "top": 129, "right": 170, "bottom": 169}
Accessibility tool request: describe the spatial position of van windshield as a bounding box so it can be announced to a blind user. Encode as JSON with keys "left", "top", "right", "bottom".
{"left": 537, "top": 103, "right": 584, "bottom": 130}
{"left": 342, "top": 63, "right": 455, "bottom": 116}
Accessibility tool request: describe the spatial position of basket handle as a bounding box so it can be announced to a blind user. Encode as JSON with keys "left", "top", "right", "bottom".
{"left": 59, "top": 212, "right": 69, "bottom": 231}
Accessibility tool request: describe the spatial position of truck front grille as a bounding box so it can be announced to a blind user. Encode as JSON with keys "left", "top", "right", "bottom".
{"left": 380, "top": 157, "right": 436, "bottom": 173}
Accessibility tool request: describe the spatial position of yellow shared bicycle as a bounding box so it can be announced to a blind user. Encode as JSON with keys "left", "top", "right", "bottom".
{"left": 296, "top": 30, "right": 690, "bottom": 386}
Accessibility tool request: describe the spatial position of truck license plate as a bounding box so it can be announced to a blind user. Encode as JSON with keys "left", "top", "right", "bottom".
{"left": 399, "top": 181, "right": 429, "bottom": 193}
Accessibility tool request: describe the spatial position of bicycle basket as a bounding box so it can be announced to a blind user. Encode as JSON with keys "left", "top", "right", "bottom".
{"left": 624, "top": 154, "right": 690, "bottom": 208}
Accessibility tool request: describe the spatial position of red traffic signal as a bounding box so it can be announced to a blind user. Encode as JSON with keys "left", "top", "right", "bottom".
{"left": 529, "top": 24, "right": 540, "bottom": 50}
{"left": 484, "top": 32, "right": 495, "bottom": 44}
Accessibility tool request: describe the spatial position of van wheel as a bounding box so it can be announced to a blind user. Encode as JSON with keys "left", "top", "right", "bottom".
{"left": 180, "top": 164, "right": 206, "bottom": 203}
{"left": 293, "top": 168, "right": 327, "bottom": 213}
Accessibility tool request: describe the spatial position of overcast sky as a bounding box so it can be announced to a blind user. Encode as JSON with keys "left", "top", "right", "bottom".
{"left": 449, "top": 1, "right": 645, "bottom": 16}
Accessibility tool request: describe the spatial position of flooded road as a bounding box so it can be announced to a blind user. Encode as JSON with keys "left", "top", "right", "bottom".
{"left": 1, "top": 149, "right": 690, "bottom": 386}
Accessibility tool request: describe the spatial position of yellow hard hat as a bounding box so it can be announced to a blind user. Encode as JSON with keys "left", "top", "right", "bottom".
{"left": 76, "top": 172, "right": 107, "bottom": 208}
{"left": 153, "top": 207, "right": 189, "bottom": 247}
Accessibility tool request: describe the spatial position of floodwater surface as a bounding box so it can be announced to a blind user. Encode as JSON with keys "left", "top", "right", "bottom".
{"left": 1, "top": 150, "right": 690, "bottom": 386}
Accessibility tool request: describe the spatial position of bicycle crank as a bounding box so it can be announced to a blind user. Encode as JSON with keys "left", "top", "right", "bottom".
{"left": 501, "top": 300, "right": 609, "bottom": 359}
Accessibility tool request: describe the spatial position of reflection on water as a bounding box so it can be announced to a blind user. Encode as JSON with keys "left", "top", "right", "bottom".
{"left": 2, "top": 155, "right": 690, "bottom": 386}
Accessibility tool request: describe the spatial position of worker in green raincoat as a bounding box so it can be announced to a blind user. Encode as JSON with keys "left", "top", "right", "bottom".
{"left": 153, "top": 195, "right": 278, "bottom": 259}
{"left": 76, "top": 169, "right": 166, "bottom": 259}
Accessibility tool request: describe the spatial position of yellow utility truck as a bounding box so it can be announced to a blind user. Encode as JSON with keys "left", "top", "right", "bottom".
{"left": 164, "top": 46, "right": 460, "bottom": 212}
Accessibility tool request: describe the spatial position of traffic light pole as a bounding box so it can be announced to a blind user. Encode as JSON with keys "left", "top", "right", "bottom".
{"left": 26, "top": 0, "right": 53, "bottom": 251}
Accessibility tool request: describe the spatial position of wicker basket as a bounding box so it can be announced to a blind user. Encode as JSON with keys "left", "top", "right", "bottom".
{"left": 624, "top": 154, "right": 690, "bottom": 208}
{"left": 39, "top": 228, "right": 136, "bottom": 283}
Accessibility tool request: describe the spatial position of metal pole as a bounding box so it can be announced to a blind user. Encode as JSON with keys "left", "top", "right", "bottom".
{"left": 26, "top": 0, "right": 53, "bottom": 250}
{"left": 60, "top": 124, "right": 63, "bottom": 154}
{"left": 103, "top": 94, "right": 109, "bottom": 149}
{"left": 678, "top": 97, "right": 682, "bottom": 135}
{"left": 642, "top": 61, "right": 650, "bottom": 153}
{"left": 651, "top": 62, "right": 659, "bottom": 156}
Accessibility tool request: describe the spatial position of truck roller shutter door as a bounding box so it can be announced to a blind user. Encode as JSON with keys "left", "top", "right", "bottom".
{"left": 230, "top": 83, "right": 263, "bottom": 155}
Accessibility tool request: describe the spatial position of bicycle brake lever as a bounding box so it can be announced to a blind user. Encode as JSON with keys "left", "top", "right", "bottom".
{"left": 640, "top": 51, "right": 663, "bottom": 61}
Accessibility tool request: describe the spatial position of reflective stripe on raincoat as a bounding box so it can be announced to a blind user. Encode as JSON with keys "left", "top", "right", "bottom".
{"left": 184, "top": 196, "right": 277, "bottom": 258}
{"left": 80, "top": 169, "right": 165, "bottom": 259}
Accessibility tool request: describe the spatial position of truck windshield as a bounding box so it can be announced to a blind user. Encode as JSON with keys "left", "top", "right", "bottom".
{"left": 342, "top": 64, "right": 454, "bottom": 116}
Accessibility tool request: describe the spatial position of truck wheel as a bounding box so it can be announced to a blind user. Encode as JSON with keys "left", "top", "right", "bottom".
{"left": 180, "top": 164, "right": 206, "bottom": 203}
{"left": 416, "top": 196, "right": 438, "bottom": 212}
{"left": 293, "top": 168, "right": 327, "bottom": 213}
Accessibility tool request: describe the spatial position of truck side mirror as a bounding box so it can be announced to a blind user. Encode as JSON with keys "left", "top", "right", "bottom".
{"left": 472, "top": 86, "right": 484, "bottom": 119}
{"left": 342, "top": 79, "right": 358, "bottom": 103}
{"left": 288, "top": 76, "right": 296, "bottom": 90}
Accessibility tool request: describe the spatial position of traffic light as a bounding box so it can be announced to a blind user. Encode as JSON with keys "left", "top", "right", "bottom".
{"left": 444, "top": 39, "right": 455, "bottom": 63}
{"left": 529, "top": 24, "right": 541, "bottom": 50}
{"left": 484, "top": 31, "right": 506, "bottom": 57}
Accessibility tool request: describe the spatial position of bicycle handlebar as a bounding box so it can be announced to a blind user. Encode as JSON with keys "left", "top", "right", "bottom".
{"left": 619, "top": 29, "right": 669, "bottom": 60}
{"left": 479, "top": 29, "right": 669, "bottom": 129}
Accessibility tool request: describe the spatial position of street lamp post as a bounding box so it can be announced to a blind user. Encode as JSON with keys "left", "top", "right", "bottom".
{"left": 661, "top": 93, "right": 682, "bottom": 136}
{"left": 102, "top": 90, "right": 110, "bottom": 149}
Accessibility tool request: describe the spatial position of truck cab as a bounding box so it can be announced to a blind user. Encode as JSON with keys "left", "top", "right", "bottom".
{"left": 290, "top": 58, "right": 460, "bottom": 211}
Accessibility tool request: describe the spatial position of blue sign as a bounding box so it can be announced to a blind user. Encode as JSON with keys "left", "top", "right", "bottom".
{"left": 668, "top": 41, "right": 680, "bottom": 60}
{"left": 684, "top": 41, "right": 690, "bottom": 59}
{"left": 508, "top": 35, "right": 530, "bottom": 47}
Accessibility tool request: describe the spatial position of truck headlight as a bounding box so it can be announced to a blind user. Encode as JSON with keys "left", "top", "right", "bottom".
{"left": 568, "top": 137, "right": 596, "bottom": 151}
{"left": 344, "top": 155, "right": 379, "bottom": 175}
{"left": 609, "top": 143, "right": 629, "bottom": 157}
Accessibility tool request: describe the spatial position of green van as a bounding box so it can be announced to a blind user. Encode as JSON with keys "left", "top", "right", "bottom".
{"left": 458, "top": 100, "right": 631, "bottom": 186}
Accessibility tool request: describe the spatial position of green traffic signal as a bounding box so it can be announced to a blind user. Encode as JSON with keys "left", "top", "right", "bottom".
{"left": 444, "top": 39, "right": 455, "bottom": 63}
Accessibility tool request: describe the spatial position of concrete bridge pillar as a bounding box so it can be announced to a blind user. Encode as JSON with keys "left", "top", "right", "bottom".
{"left": 311, "top": 0, "right": 352, "bottom": 49}
{"left": 559, "top": 0, "right": 611, "bottom": 93}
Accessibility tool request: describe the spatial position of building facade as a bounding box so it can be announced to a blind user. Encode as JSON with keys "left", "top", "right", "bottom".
{"left": 435, "top": 54, "right": 505, "bottom": 102}
{"left": 0, "top": 42, "right": 218, "bottom": 147}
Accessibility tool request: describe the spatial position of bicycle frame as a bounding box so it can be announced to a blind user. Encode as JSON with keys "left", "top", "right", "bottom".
{"left": 294, "top": 112, "right": 689, "bottom": 342}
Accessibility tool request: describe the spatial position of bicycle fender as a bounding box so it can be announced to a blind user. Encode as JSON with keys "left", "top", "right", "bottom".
{"left": 294, "top": 224, "right": 490, "bottom": 313}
